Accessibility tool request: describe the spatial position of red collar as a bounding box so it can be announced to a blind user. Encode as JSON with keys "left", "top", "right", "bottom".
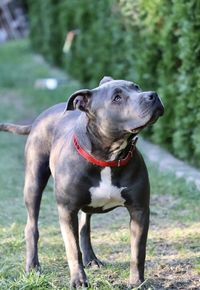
{"left": 73, "top": 134, "right": 137, "bottom": 167}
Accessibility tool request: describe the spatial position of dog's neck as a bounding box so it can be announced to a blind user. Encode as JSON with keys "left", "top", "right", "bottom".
{"left": 75, "top": 113, "right": 135, "bottom": 161}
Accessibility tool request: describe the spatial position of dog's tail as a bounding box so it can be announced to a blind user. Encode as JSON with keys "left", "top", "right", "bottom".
{"left": 0, "top": 123, "right": 32, "bottom": 135}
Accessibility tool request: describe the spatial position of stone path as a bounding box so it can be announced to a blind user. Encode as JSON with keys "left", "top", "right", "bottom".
{"left": 138, "top": 138, "right": 200, "bottom": 191}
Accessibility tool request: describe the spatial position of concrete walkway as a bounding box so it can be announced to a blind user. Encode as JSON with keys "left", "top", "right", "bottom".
{"left": 138, "top": 138, "right": 200, "bottom": 191}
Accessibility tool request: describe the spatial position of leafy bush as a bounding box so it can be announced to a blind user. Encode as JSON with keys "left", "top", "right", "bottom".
{"left": 27, "top": 0, "right": 200, "bottom": 166}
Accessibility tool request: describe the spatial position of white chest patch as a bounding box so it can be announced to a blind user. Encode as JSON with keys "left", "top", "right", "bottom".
{"left": 89, "top": 167, "right": 126, "bottom": 210}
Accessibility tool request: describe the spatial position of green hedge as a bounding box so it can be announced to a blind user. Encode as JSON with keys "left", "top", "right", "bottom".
{"left": 27, "top": 0, "right": 200, "bottom": 167}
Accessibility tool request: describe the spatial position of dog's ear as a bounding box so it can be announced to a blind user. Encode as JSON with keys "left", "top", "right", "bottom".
{"left": 99, "top": 76, "right": 114, "bottom": 86}
{"left": 64, "top": 89, "right": 92, "bottom": 112}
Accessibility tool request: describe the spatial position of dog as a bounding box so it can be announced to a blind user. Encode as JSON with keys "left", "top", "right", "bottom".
{"left": 0, "top": 76, "right": 164, "bottom": 288}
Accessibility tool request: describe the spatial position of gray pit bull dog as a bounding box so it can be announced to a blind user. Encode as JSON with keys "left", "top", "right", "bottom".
{"left": 0, "top": 76, "right": 164, "bottom": 288}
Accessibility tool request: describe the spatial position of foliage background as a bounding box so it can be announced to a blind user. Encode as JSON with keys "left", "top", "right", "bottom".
{"left": 27, "top": 0, "right": 200, "bottom": 166}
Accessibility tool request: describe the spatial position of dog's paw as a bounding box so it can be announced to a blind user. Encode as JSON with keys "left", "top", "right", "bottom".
{"left": 25, "top": 260, "right": 41, "bottom": 274}
{"left": 128, "top": 277, "right": 147, "bottom": 289}
{"left": 70, "top": 270, "right": 88, "bottom": 289}
{"left": 85, "top": 258, "right": 104, "bottom": 268}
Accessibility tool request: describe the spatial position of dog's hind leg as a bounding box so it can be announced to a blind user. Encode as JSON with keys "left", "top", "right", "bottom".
{"left": 24, "top": 149, "right": 50, "bottom": 272}
{"left": 79, "top": 211, "right": 104, "bottom": 268}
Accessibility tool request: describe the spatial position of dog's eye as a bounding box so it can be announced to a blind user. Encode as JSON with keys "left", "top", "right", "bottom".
{"left": 134, "top": 84, "right": 141, "bottom": 91}
{"left": 131, "top": 83, "right": 140, "bottom": 91}
{"left": 113, "top": 94, "right": 122, "bottom": 103}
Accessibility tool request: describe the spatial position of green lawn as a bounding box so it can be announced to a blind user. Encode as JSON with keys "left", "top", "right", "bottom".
{"left": 0, "top": 40, "right": 199, "bottom": 290}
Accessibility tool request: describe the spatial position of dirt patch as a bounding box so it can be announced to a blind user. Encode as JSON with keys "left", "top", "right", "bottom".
{"left": 148, "top": 260, "right": 200, "bottom": 289}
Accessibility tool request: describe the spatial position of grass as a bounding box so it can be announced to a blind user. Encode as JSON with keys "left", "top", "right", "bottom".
{"left": 0, "top": 39, "right": 200, "bottom": 290}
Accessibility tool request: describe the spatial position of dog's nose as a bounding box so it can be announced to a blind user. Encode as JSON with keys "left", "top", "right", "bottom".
{"left": 145, "top": 91, "right": 158, "bottom": 102}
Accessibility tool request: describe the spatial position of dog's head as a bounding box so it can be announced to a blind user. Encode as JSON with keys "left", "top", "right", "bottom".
{"left": 65, "top": 76, "right": 164, "bottom": 138}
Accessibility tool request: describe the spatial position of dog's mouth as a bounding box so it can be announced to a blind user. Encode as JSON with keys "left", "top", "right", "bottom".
{"left": 130, "top": 105, "right": 164, "bottom": 133}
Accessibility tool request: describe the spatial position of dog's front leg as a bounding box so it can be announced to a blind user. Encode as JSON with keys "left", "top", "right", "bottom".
{"left": 79, "top": 211, "right": 103, "bottom": 268}
{"left": 127, "top": 206, "right": 149, "bottom": 286}
{"left": 57, "top": 205, "right": 88, "bottom": 289}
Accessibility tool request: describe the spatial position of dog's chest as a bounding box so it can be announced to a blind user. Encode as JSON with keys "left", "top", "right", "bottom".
{"left": 89, "top": 167, "right": 126, "bottom": 210}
